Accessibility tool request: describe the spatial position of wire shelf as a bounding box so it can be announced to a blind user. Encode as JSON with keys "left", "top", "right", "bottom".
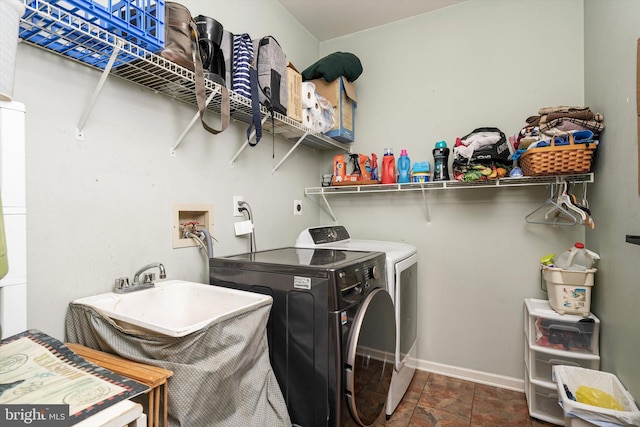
{"left": 18, "top": 0, "right": 348, "bottom": 151}
{"left": 305, "top": 173, "right": 594, "bottom": 195}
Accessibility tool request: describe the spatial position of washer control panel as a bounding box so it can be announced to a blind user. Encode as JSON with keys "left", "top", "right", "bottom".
{"left": 336, "top": 254, "right": 386, "bottom": 306}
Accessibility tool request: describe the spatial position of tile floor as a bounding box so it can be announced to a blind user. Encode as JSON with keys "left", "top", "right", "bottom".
{"left": 374, "top": 370, "right": 559, "bottom": 427}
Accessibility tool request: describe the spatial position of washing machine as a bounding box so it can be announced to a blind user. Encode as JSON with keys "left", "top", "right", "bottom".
{"left": 209, "top": 247, "right": 395, "bottom": 427}
{"left": 296, "top": 226, "right": 417, "bottom": 419}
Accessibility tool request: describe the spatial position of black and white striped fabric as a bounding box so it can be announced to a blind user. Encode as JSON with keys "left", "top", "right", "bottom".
{"left": 232, "top": 34, "right": 254, "bottom": 99}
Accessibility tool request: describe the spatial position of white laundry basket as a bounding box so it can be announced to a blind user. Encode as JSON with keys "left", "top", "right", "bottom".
{"left": 553, "top": 366, "right": 640, "bottom": 427}
{"left": 0, "top": 0, "right": 25, "bottom": 101}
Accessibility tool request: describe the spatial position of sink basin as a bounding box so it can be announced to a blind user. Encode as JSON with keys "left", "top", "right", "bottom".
{"left": 72, "top": 280, "right": 272, "bottom": 337}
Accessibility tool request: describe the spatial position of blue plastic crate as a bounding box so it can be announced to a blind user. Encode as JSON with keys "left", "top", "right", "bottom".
{"left": 23, "top": 0, "right": 164, "bottom": 52}
{"left": 19, "top": 2, "right": 142, "bottom": 69}
{"left": 19, "top": 21, "right": 141, "bottom": 69}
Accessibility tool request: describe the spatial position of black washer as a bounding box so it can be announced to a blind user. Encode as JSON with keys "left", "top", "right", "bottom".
{"left": 210, "top": 247, "right": 395, "bottom": 426}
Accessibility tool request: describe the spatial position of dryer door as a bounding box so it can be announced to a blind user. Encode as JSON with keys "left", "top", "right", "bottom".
{"left": 345, "top": 288, "right": 396, "bottom": 426}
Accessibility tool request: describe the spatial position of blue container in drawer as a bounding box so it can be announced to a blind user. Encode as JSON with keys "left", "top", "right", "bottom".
{"left": 20, "top": 0, "right": 164, "bottom": 57}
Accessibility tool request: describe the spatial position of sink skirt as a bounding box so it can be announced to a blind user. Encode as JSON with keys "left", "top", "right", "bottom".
{"left": 65, "top": 302, "right": 291, "bottom": 427}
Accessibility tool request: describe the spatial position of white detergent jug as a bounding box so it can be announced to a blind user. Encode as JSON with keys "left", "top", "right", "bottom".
{"left": 554, "top": 242, "right": 596, "bottom": 271}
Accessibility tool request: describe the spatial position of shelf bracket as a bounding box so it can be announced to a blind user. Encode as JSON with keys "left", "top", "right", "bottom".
{"left": 229, "top": 114, "right": 270, "bottom": 167}
{"left": 76, "top": 40, "right": 122, "bottom": 138}
{"left": 320, "top": 192, "right": 338, "bottom": 223}
{"left": 271, "top": 132, "right": 309, "bottom": 174}
{"left": 170, "top": 87, "right": 220, "bottom": 155}
{"left": 420, "top": 185, "right": 432, "bottom": 226}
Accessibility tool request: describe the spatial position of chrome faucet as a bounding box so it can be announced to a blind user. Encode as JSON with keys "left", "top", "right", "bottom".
{"left": 133, "top": 262, "right": 166, "bottom": 285}
{"left": 114, "top": 262, "right": 166, "bottom": 293}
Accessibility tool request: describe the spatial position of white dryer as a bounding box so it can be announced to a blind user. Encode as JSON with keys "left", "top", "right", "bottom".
{"left": 296, "top": 225, "right": 418, "bottom": 419}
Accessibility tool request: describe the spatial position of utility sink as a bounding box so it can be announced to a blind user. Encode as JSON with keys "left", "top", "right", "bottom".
{"left": 72, "top": 280, "right": 272, "bottom": 337}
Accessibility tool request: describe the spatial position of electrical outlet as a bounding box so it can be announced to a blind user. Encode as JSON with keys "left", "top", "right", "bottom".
{"left": 294, "top": 199, "right": 303, "bottom": 215}
{"left": 233, "top": 196, "right": 244, "bottom": 217}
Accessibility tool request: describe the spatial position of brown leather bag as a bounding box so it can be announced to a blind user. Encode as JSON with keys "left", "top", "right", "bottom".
{"left": 160, "top": 2, "right": 229, "bottom": 135}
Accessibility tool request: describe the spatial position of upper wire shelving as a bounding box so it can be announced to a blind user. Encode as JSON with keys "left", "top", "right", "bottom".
{"left": 18, "top": 0, "right": 350, "bottom": 167}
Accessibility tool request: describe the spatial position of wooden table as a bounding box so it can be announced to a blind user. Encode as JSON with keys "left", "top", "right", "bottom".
{"left": 66, "top": 343, "right": 173, "bottom": 427}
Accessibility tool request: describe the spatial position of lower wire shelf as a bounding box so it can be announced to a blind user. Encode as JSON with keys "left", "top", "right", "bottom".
{"left": 305, "top": 173, "right": 595, "bottom": 225}
{"left": 305, "top": 173, "right": 594, "bottom": 195}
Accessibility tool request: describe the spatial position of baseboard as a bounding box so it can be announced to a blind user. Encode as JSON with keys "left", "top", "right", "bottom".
{"left": 414, "top": 359, "right": 525, "bottom": 393}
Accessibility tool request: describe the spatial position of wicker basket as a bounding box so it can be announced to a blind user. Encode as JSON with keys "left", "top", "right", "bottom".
{"left": 519, "top": 134, "right": 597, "bottom": 176}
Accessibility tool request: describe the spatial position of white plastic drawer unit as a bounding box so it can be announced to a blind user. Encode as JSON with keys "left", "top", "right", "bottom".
{"left": 524, "top": 298, "right": 600, "bottom": 355}
{"left": 527, "top": 343, "right": 600, "bottom": 384}
{"left": 525, "top": 369, "right": 564, "bottom": 425}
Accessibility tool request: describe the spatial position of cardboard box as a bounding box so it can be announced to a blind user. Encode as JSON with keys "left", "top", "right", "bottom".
{"left": 310, "top": 76, "right": 357, "bottom": 143}
{"left": 286, "top": 62, "right": 302, "bottom": 122}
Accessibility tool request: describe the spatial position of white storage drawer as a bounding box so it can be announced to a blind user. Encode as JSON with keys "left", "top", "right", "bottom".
{"left": 525, "top": 368, "right": 564, "bottom": 425}
{"left": 528, "top": 343, "right": 600, "bottom": 384}
{"left": 525, "top": 298, "right": 599, "bottom": 355}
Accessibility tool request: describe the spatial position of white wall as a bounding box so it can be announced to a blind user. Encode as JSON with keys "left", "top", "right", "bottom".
{"left": 584, "top": 0, "right": 640, "bottom": 400}
{"left": 319, "top": 0, "right": 585, "bottom": 381}
{"left": 15, "top": 0, "right": 325, "bottom": 340}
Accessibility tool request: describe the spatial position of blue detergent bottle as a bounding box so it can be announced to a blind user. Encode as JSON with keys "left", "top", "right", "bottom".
{"left": 398, "top": 149, "right": 411, "bottom": 183}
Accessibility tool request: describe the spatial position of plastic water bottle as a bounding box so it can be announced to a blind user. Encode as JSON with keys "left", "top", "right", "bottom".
{"left": 381, "top": 148, "right": 396, "bottom": 184}
{"left": 432, "top": 141, "right": 450, "bottom": 181}
{"left": 554, "top": 242, "right": 596, "bottom": 271}
{"left": 397, "top": 149, "right": 411, "bottom": 183}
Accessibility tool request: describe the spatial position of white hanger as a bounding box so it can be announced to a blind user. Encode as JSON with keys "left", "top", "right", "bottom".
{"left": 580, "top": 181, "right": 590, "bottom": 210}
{"left": 526, "top": 183, "right": 578, "bottom": 226}
{"left": 560, "top": 182, "right": 595, "bottom": 229}
{"left": 557, "top": 182, "right": 588, "bottom": 224}
{"left": 577, "top": 182, "right": 595, "bottom": 229}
